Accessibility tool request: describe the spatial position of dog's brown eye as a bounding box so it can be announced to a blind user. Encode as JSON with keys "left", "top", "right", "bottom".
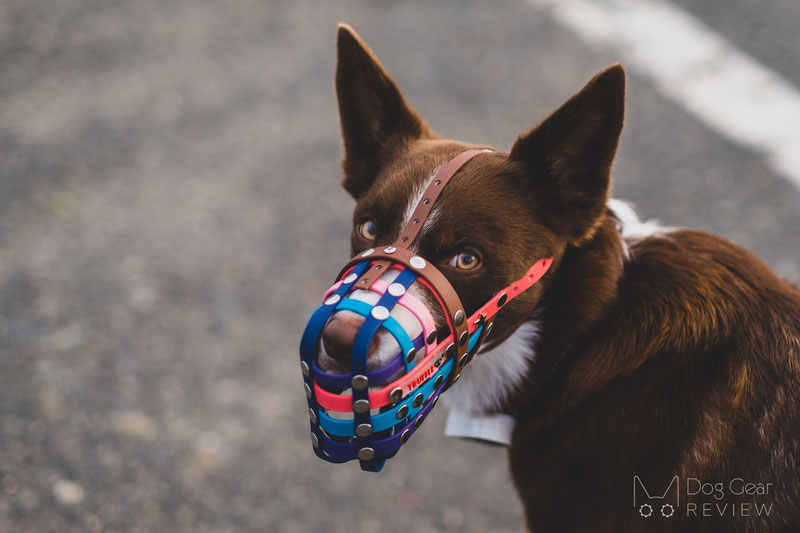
{"left": 359, "top": 219, "right": 377, "bottom": 240}
{"left": 449, "top": 252, "right": 480, "bottom": 270}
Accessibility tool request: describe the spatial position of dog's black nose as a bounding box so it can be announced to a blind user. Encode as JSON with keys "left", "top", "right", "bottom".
{"left": 320, "top": 313, "right": 385, "bottom": 370}
{"left": 322, "top": 317, "right": 364, "bottom": 365}
{"left": 321, "top": 314, "right": 362, "bottom": 366}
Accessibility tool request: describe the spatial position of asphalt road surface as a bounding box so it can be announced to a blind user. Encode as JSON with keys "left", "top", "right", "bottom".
{"left": 1, "top": 1, "right": 798, "bottom": 532}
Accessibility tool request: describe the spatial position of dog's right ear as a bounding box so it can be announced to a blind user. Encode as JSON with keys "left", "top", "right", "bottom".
{"left": 336, "top": 24, "right": 431, "bottom": 198}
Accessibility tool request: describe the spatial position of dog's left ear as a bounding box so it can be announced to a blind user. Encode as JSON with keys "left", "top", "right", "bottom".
{"left": 336, "top": 24, "right": 431, "bottom": 198}
{"left": 510, "top": 64, "right": 625, "bottom": 245}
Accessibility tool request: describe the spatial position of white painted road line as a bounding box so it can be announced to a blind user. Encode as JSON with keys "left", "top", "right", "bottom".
{"left": 530, "top": 0, "right": 800, "bottom": 192}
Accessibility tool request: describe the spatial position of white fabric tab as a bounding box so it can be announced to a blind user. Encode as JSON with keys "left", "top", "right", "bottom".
{"left": 444, "top": 407, "right": 515, "bottom": 446}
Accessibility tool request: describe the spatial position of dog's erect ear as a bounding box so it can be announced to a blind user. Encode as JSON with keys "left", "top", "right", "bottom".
{"left": 336, "top": 24, "right": 431, "bottom": 198}
{"left": 510, "top": 64, "right": 625, "bottom": 245}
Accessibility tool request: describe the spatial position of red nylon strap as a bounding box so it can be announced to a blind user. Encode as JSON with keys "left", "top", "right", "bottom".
{"left": 465, "top": 256, "right": 552, "bottom": 335}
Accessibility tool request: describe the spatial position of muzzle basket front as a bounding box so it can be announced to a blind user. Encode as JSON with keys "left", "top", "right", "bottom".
{"left": 299, "top": 259, "right": 486, "bottom": 472}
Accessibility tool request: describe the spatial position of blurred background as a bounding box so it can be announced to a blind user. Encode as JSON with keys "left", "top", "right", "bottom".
{"left": 1, "top": 0, "right": 798, "bottom": 532}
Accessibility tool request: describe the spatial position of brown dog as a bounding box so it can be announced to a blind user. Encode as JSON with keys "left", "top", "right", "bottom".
{"left": 322, "top": 24, "right": 800, "bottom": 531}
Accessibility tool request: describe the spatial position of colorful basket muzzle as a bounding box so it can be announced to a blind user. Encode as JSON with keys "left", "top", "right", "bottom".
{"left": 299, "top": 149, "right": 553, "bottom": 471}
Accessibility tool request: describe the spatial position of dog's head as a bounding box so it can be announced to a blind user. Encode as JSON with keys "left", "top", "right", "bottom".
{"left": 299, "top": 25, "right": 625, "bottom": 469}
{"left": 322, "top": 25, "right": 625, "bottom": 369}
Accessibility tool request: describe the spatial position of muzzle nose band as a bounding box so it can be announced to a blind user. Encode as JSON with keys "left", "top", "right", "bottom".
{"left": 299, "top": 149, "right": 553, "bottom": 471}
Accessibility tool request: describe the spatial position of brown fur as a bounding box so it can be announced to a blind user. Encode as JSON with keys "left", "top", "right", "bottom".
{"left": 332, "top": 24, "right": 800, "bottom": 532}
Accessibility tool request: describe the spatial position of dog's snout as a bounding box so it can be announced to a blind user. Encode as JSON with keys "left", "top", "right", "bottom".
{"left": 321, "top": 314, "right": 382, "bottom": 366}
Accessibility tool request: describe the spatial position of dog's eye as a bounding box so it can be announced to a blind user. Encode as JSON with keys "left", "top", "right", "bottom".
{"left": 449, "top": 252, "right": 480, "bottom": 270}
{"left": 358, "top": 219, "right": 377, "bottom": 240}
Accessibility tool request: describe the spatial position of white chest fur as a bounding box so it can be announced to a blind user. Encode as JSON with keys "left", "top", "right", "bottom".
{"left": 442, "top": 321, "right": 539, "bottom": 445}
{"left": 443, "top": 320, "right": 540, "bottom": 414}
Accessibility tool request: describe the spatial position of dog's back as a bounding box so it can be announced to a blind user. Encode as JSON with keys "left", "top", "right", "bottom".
{"left": 510, "top": 224, "right": 800, "bottom": 532}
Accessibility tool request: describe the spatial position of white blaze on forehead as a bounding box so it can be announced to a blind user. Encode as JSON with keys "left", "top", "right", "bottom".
{"left": 400, "top": 165, "right": 444, "bottom": 250}
{"left": 400, "top": 150, "right": 493, "bottom": 247}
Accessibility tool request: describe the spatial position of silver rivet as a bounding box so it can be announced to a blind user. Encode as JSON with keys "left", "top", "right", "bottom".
{"left": 324, "top": 294, "right": 341, "bottom": 306}
{"left": 358, "top": 447, "right": 375, "bottom": 461}
{"left": 409, "top": 256, "right": 426, "bottom": 269}
{"left": 311, "top": 432, "right": 320, "bottom": 448}
{"left": 405, "top": 348, "right": 416, "bottom": 364}
{"left": 360, "top": 248, "right": 375, "bottom": 257}
{"left": 343, "top": 272, "right": 358, "bottom": 284}
{"left": 397, "top": 404, "right": 409, "bottom": 419}
{"left": 431, "top": 396, "right": 440, "bottom": 409}
{"left": 433, "top": 375, "right": 444, "bottom": 389}
{"left": 384, "top": 246, "right": 396, "bottom": 254}
{"left": 412, "top": 393, "right": 424, "bottom": 408}
{"left": 414, "top": 415, "right": 424, "bottom": 429}
{"left": 459, "top": 330, "right": 468, "bottom": 346}
{"left": 400, "top": 428, "right": 411, "bottom": 444}
{"left": 300, "top": 361, "right": 310, "bottom": 376}
{"left": 304, "top": 383, "right": 313, "bottom": 398}
{"left": 388, "top": 283, "right": 406, "bottom": 297}
{"left": 351, "top": 375, "right": 368, "bottom": 390}
{"left": 446, "top": 343, "right": 456, "bottom": 358}
{"left": 459, "top": 354, "right": 468, "bottom": 367}
{"left": 453, "top": 373, "right": 461, "bottom": 384}
{"left": 356, "top": 423, "right": 372, "bottom": 437}
{"left": 426, "top": 330, "right": 437, "bottom": 344}
{"left": 486, "top": 322, "right": 493, "bottom": 337}
{"left": 422, "top": 198, "right": 430, "bottom": 205}
{"left": 353, "top": 399, "right": 370, "bottom": 413}
{"left": 453, "top": 310, "right": 465, "bottom": 326}
{"left": 389, "top": 387, "right": 403, "bottom": 404}
{"left": 497, "top": 293, "right": 508, "bottom": 307}
{"left": 371, "top": 306, "right": 390, "bottom": 321}
{"left": 413, "top": 218, "right": 420, "bottom": 225}
{"left": 308, "top": 408, "right": 317, "bottom": 424}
